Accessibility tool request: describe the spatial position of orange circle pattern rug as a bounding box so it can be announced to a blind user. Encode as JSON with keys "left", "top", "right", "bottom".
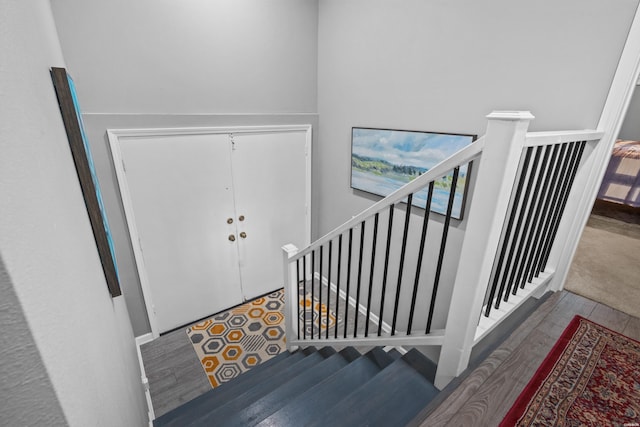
{"left": 501, "top": 315, "right": 640, "bottom": 426}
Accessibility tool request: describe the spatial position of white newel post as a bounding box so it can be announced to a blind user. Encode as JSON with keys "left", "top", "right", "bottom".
{"left": 282, "top": 244, "right": 300, "bottom": 351}
{"left": 434, "top": 111, "right": 534, "bottom": 389}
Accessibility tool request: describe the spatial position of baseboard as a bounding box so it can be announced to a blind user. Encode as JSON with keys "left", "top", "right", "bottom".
{"left": 312, "top": 272, "right": 394, "bottom": 335}
{"left": 135, "top": 333, "right": 154, "bottom": 347}
{"left": 135, "top": 333, "right": 155, "bottom": 424}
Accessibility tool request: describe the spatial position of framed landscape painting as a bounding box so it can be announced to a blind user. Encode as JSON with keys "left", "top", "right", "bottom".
{"left": 351, "top": 127, "right": 476, "bottom": 219}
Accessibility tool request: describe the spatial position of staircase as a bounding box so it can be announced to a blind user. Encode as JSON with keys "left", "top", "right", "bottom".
{"left": 154, "top": 346, "right": 439, "bottom": 427}
{"left": 150, "top": 112, "right": 606, "bottom": 426}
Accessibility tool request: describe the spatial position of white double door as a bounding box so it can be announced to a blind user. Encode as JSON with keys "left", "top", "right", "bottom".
{"left": 118, "top": 128, "right": 309, "bottom": 334}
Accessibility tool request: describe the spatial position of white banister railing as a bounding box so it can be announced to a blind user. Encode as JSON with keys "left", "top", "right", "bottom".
{"left": 290, "top": 137, "right": 485, "bottom": 259}
{"left": 434, "top": 111, "right": 536, "bottom": 388}
{"left": 282, "top": 111, "right": 604, "bottom": 390}
{"left": 435, "top": 116, "right": 603, "bottom": 388}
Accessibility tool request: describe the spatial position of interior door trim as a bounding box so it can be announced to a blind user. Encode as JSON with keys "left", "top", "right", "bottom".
{"left": 107, "top": 125, "right": 312, "bottom": 339}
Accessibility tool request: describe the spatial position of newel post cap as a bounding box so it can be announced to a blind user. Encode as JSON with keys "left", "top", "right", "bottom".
{"left": 486, "top": 111, "right": 535, "bottom": 121}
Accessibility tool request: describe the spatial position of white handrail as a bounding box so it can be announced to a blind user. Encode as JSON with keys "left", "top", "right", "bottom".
{"left": 291, "top": 136, "right": 486, "bottom": 259}
{"left": 525, "top": 129, "right": 604, "bottom": 147}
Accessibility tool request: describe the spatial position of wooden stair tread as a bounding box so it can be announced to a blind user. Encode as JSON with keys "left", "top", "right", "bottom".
{"left": 154, "top": 346, "right": 439, "bottom": 427}
{"left": 257, "top": 348, "right": 385, "bottom": 426}
{"left": 188, "top": 350, "right": 332, "bottom": 425}
{"left": 307, "top": 356, "right": 439, "bottom": 427}
{"left": 154, "top": 349, "right": 304, "bottom": 426}
{"left": 213, "top": 351, "right": 350, "bottom": 426}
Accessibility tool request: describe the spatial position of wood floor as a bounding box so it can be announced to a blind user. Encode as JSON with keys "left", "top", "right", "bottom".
{"left": 416, "top": 290, "right": 640, "bottom": 426}
{"left": 140, "top": 322, "right": 211, "bottom": 418}
{"left": 141, "top": 284, "right": 378, "bottom": 418}
{"left": 143, "top": 288, "right": 639, "bottom": 424}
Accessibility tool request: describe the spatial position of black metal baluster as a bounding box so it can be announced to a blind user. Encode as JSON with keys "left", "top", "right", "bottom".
{"left": 354, "top": 221, "right": 366, "bottom": 338}
{"left": 540, "top": 141, "right": 586, "bottom": 269}
{"left": 520, "top": 145, "right": 559, "bottom": 288}
{"left": 318, "top": 245, "right": 323, "bottom": 339}
{"left": 326, "top": 240, "right": 332, "bottom": 339}
{"left": 365, "top": 214, "right": 379, "bottom": 337}
{"left": 296, "top": 258, "right": 301, "bottom": 338}
{"left": 302, "top": 255, "right": 307, "bottom": 339}
{"left": 522, "top": 143, "right": 561, "bottom": 284}
{"left": 343, "top": 228, "right": 353, "bottom": 339}
{"left": 392, "top": 194, "right": 413, "bottom": 335}
{"left": 485, "top": 148, "right": 533, "bottom": 316}
{"left": 537, "top": 142, "right": 581, "bottom": 271}
{"left": 378, "top": 204, "right": 395, "bottom": 336}
{"left": 335, "top": 234, "right": 342, "bottom": 339}
{"left": 531, "top": 144, "right": 569, "bottom": 277}
{"left": 512, "top": 145, "right": 552, "bottom": 292}
{"left": 504, "top": 146, "right": 548, "bottom": 301}
{"left": 311, "top": 250, "right": 315, "bottom": 339}
{"left": 426, "top": 168, "right": 459, "bottom": 333}
{"left": 408, "top": 182, "right": 433, "bottom": 334}
{"left": 502, "top": 146, "right": 544, "bottom": 301}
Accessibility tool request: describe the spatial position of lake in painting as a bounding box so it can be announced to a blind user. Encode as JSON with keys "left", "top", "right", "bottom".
{"left": 351, "top": 128, "right": 475, "bottom": 219}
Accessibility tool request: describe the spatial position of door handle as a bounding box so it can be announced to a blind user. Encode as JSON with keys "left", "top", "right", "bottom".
{"left": 227, "top": 218, "right": 233, "bottom": 224}
{"left": 239, "top": 232, "right": 247, "bottom": 239}
{"left": 239, "top": 215, "right": 245, "bottom": 221}
{"left": 228, "top": 234, "right": 236, "bottom": 242}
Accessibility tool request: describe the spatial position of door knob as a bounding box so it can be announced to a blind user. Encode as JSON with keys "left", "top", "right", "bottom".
{"left": 239, "top": 232, "right": 247, "bottom": 239}
{"left": 228, "top": 234, "right": 236, "bottom": 242}
{"left": 227, "top": 218, "right": 233, "bottom": 224}
{"left": 239, "top": 215, "right": 245, "bottom": 221}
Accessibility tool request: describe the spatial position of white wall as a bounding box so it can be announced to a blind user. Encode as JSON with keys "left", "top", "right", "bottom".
{"left": 50, "top": 0, "right": 320, "bottom": 336}
{"left": 0, "top": 257, "right": 67, "bottom": 426}
{"left": 317, "top": 0, "right": 638, "bottom": 328}
{"left": 49, "top": 0, "right": 637, "bottom": 337}
{"left": 0, "top": 1, "right": 147, "bottom": 425}
{"left": 50, "top": 0, "right": 318, "bottom": 114}
{"left": 619, "top": 86, "right": 640, "bottom": 139}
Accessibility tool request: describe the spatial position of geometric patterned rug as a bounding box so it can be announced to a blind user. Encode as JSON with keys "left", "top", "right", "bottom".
{"left": 500, "top": 315, "right": 640, "bottom": 426}
{"left": 186, "top": 288, "right": 341, "bottom": 389}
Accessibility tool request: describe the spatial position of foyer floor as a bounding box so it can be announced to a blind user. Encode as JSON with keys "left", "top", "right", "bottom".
{"left": 140, "top": 286, "right": 376, "bottom": 418}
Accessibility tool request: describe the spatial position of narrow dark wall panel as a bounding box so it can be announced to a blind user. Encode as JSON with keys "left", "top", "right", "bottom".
{"left": 50, "top": 67, "right": 121, "bottom": 297}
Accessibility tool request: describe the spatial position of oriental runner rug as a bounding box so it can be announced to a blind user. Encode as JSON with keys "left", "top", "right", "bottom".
{"left": 501, "top": 315, "right": 640, "bottom": 426}
{"left": 186, "top": 288, "right": 341, "bottom": 388}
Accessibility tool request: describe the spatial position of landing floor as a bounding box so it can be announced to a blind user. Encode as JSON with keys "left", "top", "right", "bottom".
{"left": 417, "top": 290, "right": 640, "bottom": 426}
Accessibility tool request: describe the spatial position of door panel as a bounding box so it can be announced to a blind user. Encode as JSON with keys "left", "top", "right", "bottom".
{"left": 120, "top": 134, "right": 243, "bottom": 333}
{"left": 231, "top": 131, "right": 309, "bottom": 299}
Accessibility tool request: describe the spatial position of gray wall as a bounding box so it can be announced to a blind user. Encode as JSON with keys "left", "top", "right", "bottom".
{"left": 316, "top": 0, "right": 638, "bottom": 329}
{"left": 51, "top": 0, "right": 320, "bottom": 336}
{"left": 51, "top": 0, "right": 638, "bottom": 336}
{"left": 619, "top": 86, "right": 640, "bottom": 140}
{"left": 50, "top": 0, "right": 318, "bottom": 114}
{"left": 0, "top": 1, "right": 148, "bottom": 425}
{"left": 0, "top": 256, "right": 67, "bottom": 426}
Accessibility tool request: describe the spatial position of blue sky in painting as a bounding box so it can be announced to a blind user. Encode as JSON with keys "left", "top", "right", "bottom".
{"left": 352, "top": 128, "right": 473, "bottom": 170}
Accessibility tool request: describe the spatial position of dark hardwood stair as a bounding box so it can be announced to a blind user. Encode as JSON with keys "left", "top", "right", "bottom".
{"left": 154, "top": 346, "right": 439, "bottom": 427}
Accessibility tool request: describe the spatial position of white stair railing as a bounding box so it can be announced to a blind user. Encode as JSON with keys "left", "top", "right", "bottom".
{"left": 282, "top": 111, "right": 604, "bottom": 389}
{"left": 436, "top": 114, "right": 603, "bottom": 387}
